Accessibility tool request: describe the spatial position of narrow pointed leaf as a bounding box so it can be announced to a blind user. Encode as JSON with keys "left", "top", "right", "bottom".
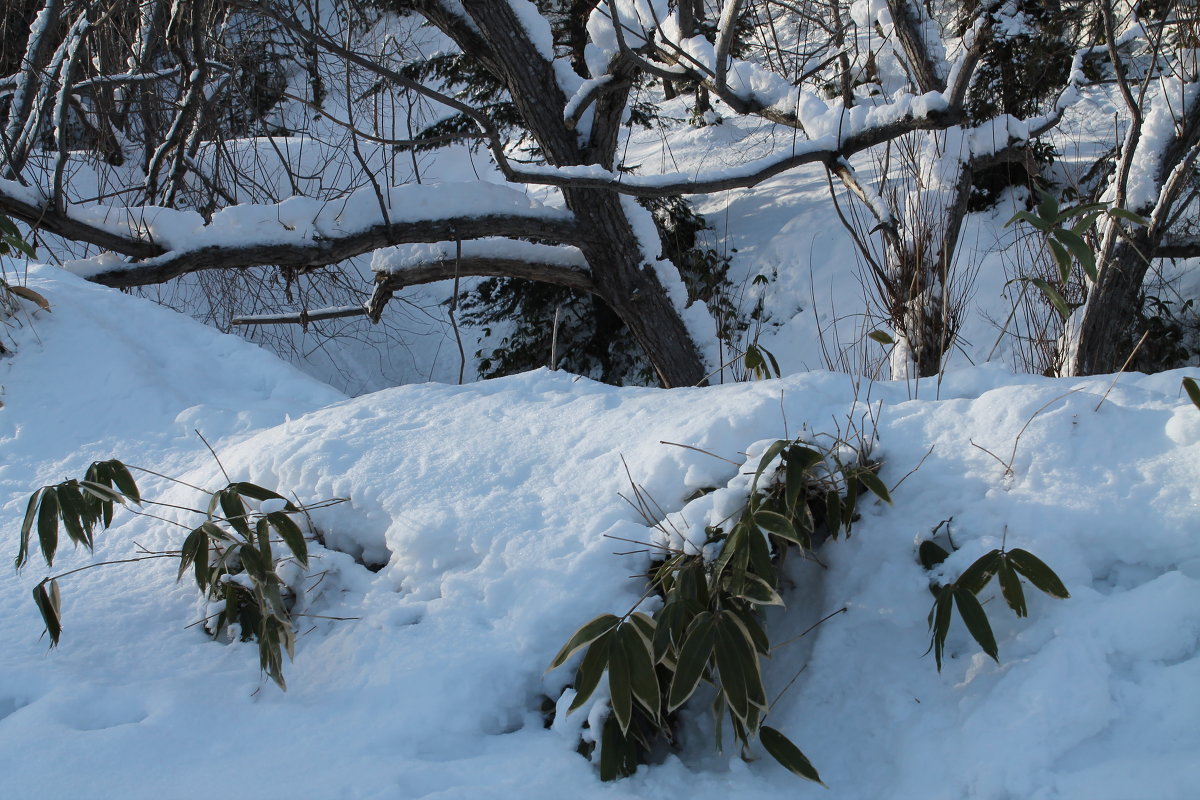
{"left": 953, "top": 586, "right": 999, "bottom": 662}
{"left": 1036, "top": 189, "right": 1059, "bottom": 223}
{"left": 218, "top": 488, "right": 251, "bottom": 538}
{"left": 1047, "top": 237, "right": 1072, "bottom": 284}
{"left": 17, "top": 489, "right": 42, "bottom": 569}
{"left": 957, "top": 550, "right": 1002, "bottom": 595}
{"left": 103, "top": 461, "right": 141, "bottom": 504}
{"left": 1028, "top": 278, "right": 1071, "bottom": 320}
{"left": 868, "top": 330, "right": 895, "bottom": 345}
{"left": 548, "top": 613, "right": 620, "bottom": 671}
{"left": 569, "top": 633, "right": 613, "bottom": 712}
{"left": 997, "top": 558, "right": 1027, "bottom": 617}
{"left": 752, "top": 440, "right": 789, "bottom": 492}
{"left": 668, "top": 612, "right": 716, "bottom": 711}
{"left": 266, "top": 511, "right": 308, "bottom": 567}
{"left": 927, "top": 587, "right": 954, "bottom": 671}
{"left": 1052, "top": 228, "right": 1097, "bottom": 281}
{"left": 735, "top": 572, "right": 784, "bottom": 606}
{"left": 37, "top": 486, "right": 60, "bottom": 567}
{"left": 720, "top": 611, "right": 767, "bottom": 710}
{"left": 857, "top": 469, "right": 891, "bottom": 503}
{"left": 618, "top": 624, "right": 660, "bottom": 721}
{"left": 755, "top": 509, "right": 800, "bottom": 546}
{"left": 1107, "top": 207, "right": 1149, "bottom": 226}
{"left": 1007, "top": 549, "right": 1069, "bottom": 599}
{"left": 32, "top": 580, "right": 63, "bottom": 646}
{"left": 760, "top": 726, "right": 824, "bottom": 784}
{"left": 1006, "top": 210, "right": 1050, "bottom": 231}
{"left": 607, "top": 633, "right": 634, "bottom": 734}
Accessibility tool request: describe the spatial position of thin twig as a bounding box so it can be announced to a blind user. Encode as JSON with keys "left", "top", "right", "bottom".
{"left": 195, "top": 429, "right": 231, "bottom": 484}
{"left": 1094, "top": 329, "right": 1150, "bottom": 412}
{"left": 658, "top": 440, "right": 741, "bottom": 466}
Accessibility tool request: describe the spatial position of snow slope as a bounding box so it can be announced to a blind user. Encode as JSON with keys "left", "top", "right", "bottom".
{"left": 1, "top": 267, "right": 1198, "bottom": 799}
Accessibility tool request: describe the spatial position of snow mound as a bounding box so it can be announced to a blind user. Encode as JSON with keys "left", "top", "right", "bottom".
{"left": 1, "top": 269, "right": 1198, "bottom": 799}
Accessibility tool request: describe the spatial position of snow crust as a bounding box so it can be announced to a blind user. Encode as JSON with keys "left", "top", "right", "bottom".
{"left": 2, "top": 267, "right": 1198, "bottom": 798}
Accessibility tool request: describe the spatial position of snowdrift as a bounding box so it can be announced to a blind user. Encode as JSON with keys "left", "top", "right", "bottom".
{"left": 1, "top": 267, "right": 1198, "bottom": 799}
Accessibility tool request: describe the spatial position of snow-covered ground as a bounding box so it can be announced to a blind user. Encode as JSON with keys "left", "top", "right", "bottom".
{"left": 2, "top": 265, "right": 1198, "bottom": 799}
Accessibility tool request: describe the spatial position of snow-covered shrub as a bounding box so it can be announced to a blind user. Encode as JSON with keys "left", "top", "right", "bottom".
{"left": 547, "top": 433, "right": 891, "bottom": 782}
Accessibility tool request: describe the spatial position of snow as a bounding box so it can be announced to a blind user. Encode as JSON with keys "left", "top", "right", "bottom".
{"left": 2, "top": 266, "right": 1199, "bottom": 798}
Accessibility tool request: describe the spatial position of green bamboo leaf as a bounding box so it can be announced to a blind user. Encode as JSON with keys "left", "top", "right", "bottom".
{"left": 1007, "top": 549, "right": 1070, "bottom": 599}
{"left": 627, "top": 612, "right": 656, "bottom": 650}
{"left": 618, "top": 623, "right": 661, "bottom": 721}
{"left": 713, "top": 618, "right": 751, "bottom": 725}
{"left": 37, "top": 486, "right": 60, "bottom": 567}
{"left": 760, "top": 726, "right": 824, "bottom": 784}
{"left": 868, "top": 330, "right": 895, "bottom": 345}
{"left": 233, "top": 482, "right": 294, "bottom": 510}
{"left": 32, "top": 579, "right": 62, "bottom": 646}
{"left": 178, "top": 527, "right": 208, "bottom": 587}
{"left": 953, "top": 586, "right": 999, "bottom": 662}
{"left": 1036, "top": 189, "right": 1060, "bottom": 224}
{"left": 17, "top": 488, "right": 42, "bottom": 569}
{"left": 237, "top": 543, "right": 269, "bottom": 581}
{"left": 266, "top": 511, "right": 308, "bottom": 567}
{"left": 824, "top": 489, "right": 842, "bottom": 536}
{"left": 729, "top": 604, "right": 771, "bottom": 656}
{"left": 719, "top": 611, "right": 767, "bottom": 711}
{"left": 102, "top": 460, "right": 141, "bottom": 504}
{"left": 783, "top": 447, "right": 815, "bottom": 513}
{"left": 1182, "top": 377, "right": 1200, "bottom": 410}
{"left": 997, "top": 558, "right": 1027, "bottom": 618}
{"left": 1005, "top": 210, "right": 1051, "bottom": 231}
{"left": 217, "top": 488, "right": 251, "bottom": 538}
{"left": 857, "top": 468, "right": 892, "bottom": 503}
{"left": 1058, "top": 202, "right": 1107, "bottom": 220}
{"left": 927, "top": 587, "right": 954, "bottom": 672}
{"left": 599, "top": 713, "right": 637, "bottom": 781}
{"left": 1027, "top": 277, "right": 1071, "bottom": 320}
{"left": 1052, "top": 228, "right": 1097, "bottom": 281}
{"left": 747, "top": 523, "right": 777, "bottom": 588}
{"left": 1070, "top": 211, "right": 1103, "bottom": 235}
{"left": 918, "top": 540, "right": 951, "bottom": 570}
{"left": 754, "top": 509, "right": 801, "bottom": 546}
{"left": 957, "top": 550, "right": 1001, "bottom": 594}
{"left": 548, "top": 613, "right": 621, "bottom": 671}
{"left": 56, "top": 483, "right": 90, "bottom": 550}
{"left": 1047, "top": 237, "right": 1073, "bottom": 284}
{"left": 735, "top": 572, "right": 784, "bottom": 606}
{"left": 1107, "top": 207, "right": 1149, "bottom": 226}
{"left": 569, "top": 632, "right": 613, "bottom": 712}
{"left": 752, "top": 440, "right": 789, "bottom": 492}
{"left": 668, "top": 611, "right": 716, "bottom": 711}
{"left": 652, "top": 600, "right": 685, "bottom": 662}
{"left": 607, "top": 631, "right": 634, "bottom": 734}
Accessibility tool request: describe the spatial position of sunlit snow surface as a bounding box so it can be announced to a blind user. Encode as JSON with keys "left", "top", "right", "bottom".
{"left": 1, "top": 266, "right": 1198, "bottom": 799}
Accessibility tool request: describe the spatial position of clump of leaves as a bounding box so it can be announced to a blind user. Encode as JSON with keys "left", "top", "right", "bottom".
{"left": 15, "top": 457, "right": 341, "bottom": 690}
{"left": 548, "top": 433, "right": 891, "bottom": 782}
{"left": 920, "top": 523, "right": 1069, "bottom": 671}
{"left": 1006, "top": 189, "right": 1148, "bottom": 320}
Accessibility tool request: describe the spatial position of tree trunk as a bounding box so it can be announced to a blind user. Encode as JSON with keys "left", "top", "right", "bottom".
{"left": 1069, "top": 234, "right": 1150, "bottom": 375}
{"left": 416, "top": 0, "right": 709, "bottom": 387}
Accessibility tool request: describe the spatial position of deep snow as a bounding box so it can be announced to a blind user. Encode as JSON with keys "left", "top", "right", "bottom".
{"left": 1, "top": 266, "right": 1198, "bottom": 799}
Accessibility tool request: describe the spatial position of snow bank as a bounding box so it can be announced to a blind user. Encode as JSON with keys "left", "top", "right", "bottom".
{"left": 1, "top": 269, "right": 1198, "bottom": 799}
